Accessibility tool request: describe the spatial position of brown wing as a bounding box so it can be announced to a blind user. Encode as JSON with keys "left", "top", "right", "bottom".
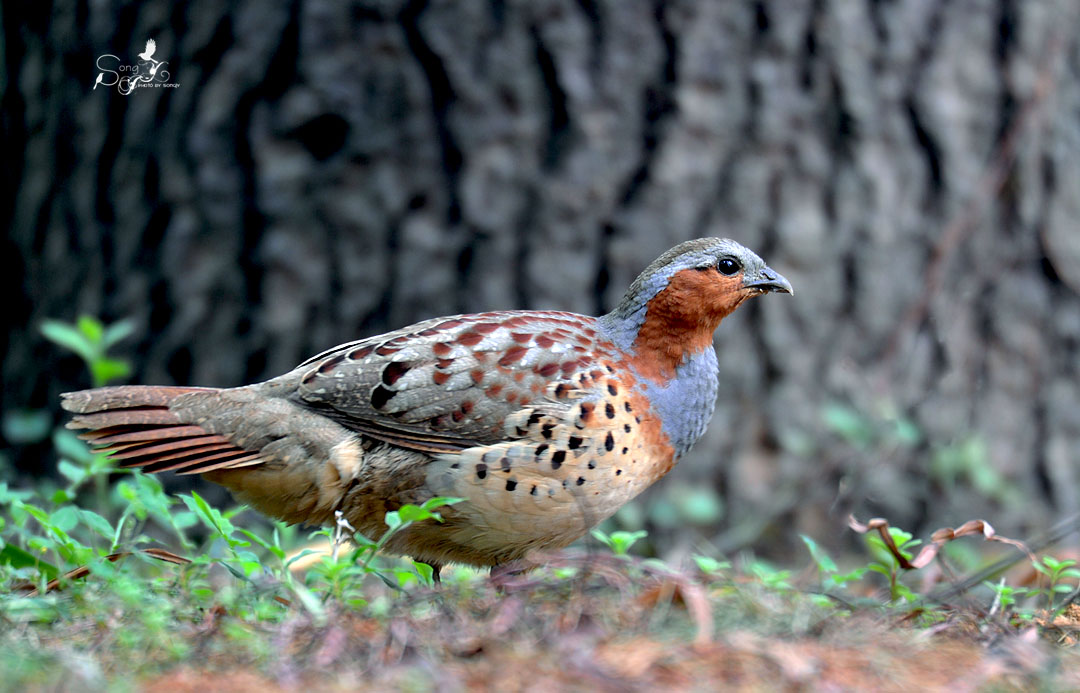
{"left": 294, "top": 311, "right": 611, "bottom": 452}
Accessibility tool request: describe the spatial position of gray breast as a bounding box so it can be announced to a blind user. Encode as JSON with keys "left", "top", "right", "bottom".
{"left": 635, "top": 349, "right": 719, "bottom": 458}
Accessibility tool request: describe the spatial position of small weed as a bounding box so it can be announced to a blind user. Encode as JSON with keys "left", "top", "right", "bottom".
{"left": 40, "top": 315, "right": 135, "bottom": 387}
{"left": 591, "top": 528, "right": 648, "bottom": 556}
{"left": 863, "top": 526, "right": 921, "bottom": 603}
{"left": 1028, "top": 555, "right": 1080, "bottom": 613}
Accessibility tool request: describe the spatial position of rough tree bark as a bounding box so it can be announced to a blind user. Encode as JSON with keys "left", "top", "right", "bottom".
{"left": 4, "top": 0, "right": 1080, "bottom": 555}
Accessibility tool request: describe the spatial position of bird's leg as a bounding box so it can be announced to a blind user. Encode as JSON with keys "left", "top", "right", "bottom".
{"left": 488, "top": 561, "right": 531, "bottom": 589}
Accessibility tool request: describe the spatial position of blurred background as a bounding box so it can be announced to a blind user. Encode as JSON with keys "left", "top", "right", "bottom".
{"left": 3, "top": 0, "right": 1080, "bottom": 562}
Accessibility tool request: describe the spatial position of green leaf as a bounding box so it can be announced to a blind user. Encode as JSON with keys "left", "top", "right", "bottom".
{"left": 220, "top": 561, "right": 251, "bottom": 582}
{"left": 867, "top": 563, "right": 892, "bottom": 577}
{"left": 0, "top": 482, "right": 35, "bottom": 505}
{"left": 78, "top": 509, "right": 115, "bottom": 539}
{"left": 0, "top": 544, "right": 60, "bottom": 578}
{"left": 413, "top": 561, "right": 435, "bottom": 585}
{"left": 77, "top": 315, "right": 105, "bottom": 343}
{"left": 170, "top": 511, "right": 197, "bottom": 531}
{"left": 420, "top": 496, "right": 464, "bottom": 511}
{"left": 677, "top": 486, "right": 724, "bottom": 524}
{"left": 607, "top": 530, "right": 647, "bottom": 556}
{"left": 57, "top": 460, "right": 88, "bottom": 487}
{"left": 290, "top": 581, "right": 327, "bottom": 624}
{"left": 828, "top": 567, "right": 869, "bottom": 586}
{"left": 285, "top": 549, "right": 322, "bottom": 569}
{"left": 91, "top": 358, "right": 132, "bottom": 387}
{"left": 693, "top": 555, "right": 730, "bottom": 574}
{"left": 183, "top": 492, "right": 232, "bottom": 537}
{"left": 22, "top": 503, "right": 52, "bottom": 525}
{"left": 50, "top": 506, "right": 80, "bottom": 533}
{"left": 40, "top": 319, "right": 96, "bottom": 362}
{"left": 238, "top": 528, "right": 280, "bottom": 556}
{"left": 102, "top": 319, "right": 136, "bottom": 348}
{"left": 800, "top": 534, "right": 838, "bottom": 574}
{"left": 384, "top": 511, "right": 402, "bottom": 531}
{"left": 1, "top": 409, "right": 52, "bottom": 444}
{"left": 822, "top": 403, "right": 875, "bottom": 448}
{"left": 892, "top": 418, "right": 922, "bottom": 446}
{"left": 53, "top": 429, "right": 95, "bottom": 465}
{"left": 397, "top": 504, "right": 442, "bottom": 523}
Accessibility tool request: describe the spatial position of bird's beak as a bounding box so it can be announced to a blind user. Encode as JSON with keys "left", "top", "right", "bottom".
{"left": 742, "top": 265, "right": 793, "bottom": 295}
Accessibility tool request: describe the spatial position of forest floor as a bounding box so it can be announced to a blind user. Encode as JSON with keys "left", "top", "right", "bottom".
{"left": 7, "top": 548, "right": 1080, "bottom": 692}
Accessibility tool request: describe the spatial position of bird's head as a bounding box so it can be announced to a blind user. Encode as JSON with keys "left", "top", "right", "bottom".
{"left": 601, "top": 238, "right": 792, "bottom": 378}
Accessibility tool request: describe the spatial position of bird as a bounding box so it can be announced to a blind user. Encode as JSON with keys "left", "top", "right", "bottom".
{"left": 62, "top": 238, "right": 792, "bottom": 579}
{"left": 93, "top": 73, "right": 105, "bottom": 90}
{"left": 138, "top": 39, "right": 157, "bottom": 62}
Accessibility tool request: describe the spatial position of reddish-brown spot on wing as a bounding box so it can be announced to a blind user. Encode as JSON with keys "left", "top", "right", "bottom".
{"left": 432, "top": 371, "right": 451, "bottom": 386}
{"left": 473, "top": 322, "right": 501, "bottom": 334}
{"left": 382, "top": 362, "right": 410, "bottom": 385}
{"left": 318, "top": 355, "right": 344, "bottom": 374}
{"left": 537, "top": 363, "right": 559, "bottom": 377}
{"left": 535, "top": 335, "right": 555, "bottom": 349}
{"left": 458, "top": 332, "right": 484, "bottom": 346}
{"left": 498, "top": 345, "right": 528, "bottom": 366}
{"left": 432, "top": 342, "right": 452, "bottom": 356}
{"left": 348, "top": 345, "right": 373, "bottom": 360}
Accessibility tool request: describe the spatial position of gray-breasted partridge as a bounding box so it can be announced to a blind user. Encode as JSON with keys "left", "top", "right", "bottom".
{"left": 62, "top": 238, "right": 792, "bottom": 577}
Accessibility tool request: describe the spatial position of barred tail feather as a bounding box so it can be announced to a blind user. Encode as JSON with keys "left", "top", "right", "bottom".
{"left": 61, "top": 386, "right": 263, "bottom": 475}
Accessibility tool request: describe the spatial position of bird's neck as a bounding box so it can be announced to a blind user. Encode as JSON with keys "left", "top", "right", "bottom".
{"left": 600, "top": 268, "right": 748, "bottom": 383}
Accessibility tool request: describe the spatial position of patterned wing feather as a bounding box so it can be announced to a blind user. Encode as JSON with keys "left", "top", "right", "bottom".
{"left": 295, "top": 311, "right": 609, "bottom": 451}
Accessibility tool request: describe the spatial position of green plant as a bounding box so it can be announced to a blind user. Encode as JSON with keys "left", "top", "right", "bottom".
{"left": 747, "top": 559, "right": 793, "bottom": 592}
{"left": 40, "top": 315, "right": 135, "bottom": 387}
{"left": 800, "top": 534, "right": 868, "bottom": 592}
{"left": 985, "top": 577, "right": 1027, "bottom": 615}
{"left": 865, "top": 527, "right": 920, "bottom": 603}
{"left": 1027, "top": 555, "right": 1080, "bottom": 613}
{"left": 931, "top": 436, "right": 1018, "bottom": 506}
{"left": 692, "top": 555, "right": 731, "bottom": 576}
{"left": 590, "top": 528, "right": 648, "bottom": 556}
{"left": 821, "top": 401, "right": 921, "bottom": 451}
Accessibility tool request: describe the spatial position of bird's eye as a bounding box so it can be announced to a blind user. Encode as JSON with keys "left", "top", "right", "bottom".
{"left": 716, "top": 257, "right": 741, "bottom": 276}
